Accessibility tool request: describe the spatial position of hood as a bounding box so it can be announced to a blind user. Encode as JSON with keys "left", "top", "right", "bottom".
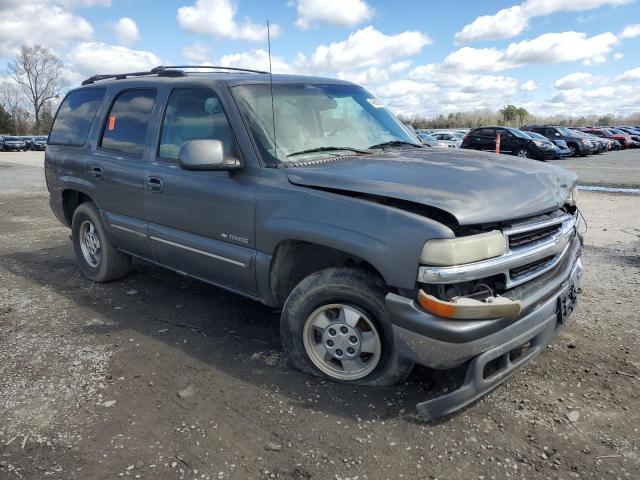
{"left": 286, "top": 148, "right": 577, "bottom": 226}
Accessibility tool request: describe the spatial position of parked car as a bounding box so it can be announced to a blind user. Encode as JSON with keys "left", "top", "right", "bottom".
{"left": 430, "top": 131, "right": 463, "bottom": 148}
{"left": 45, "top": 66, "right": 582, "bottom": 420}
{"left": 521, "top": 125, "right": 593, "bottom": 156}
{"left": 2, "top": 136, "right": 27, "bottom": 151}
{"left": 416, "top": 131, "right": 451, "bottom": 147}
{"left": 524, "top": 131, "right": 571, "bottom": 158}
{"left": 0, "top": 136, "right": 5, "bottom": 151}
{"left": 19, "top": 136, "right": 35, "bottom": 150}
{"left": 460, "top": 126, "right": 557, "bottom": 160}
{"left": 609, "top": 128, "right": 640, "bottom": 148}
{"left": 32, "top": 135, "right": 48, "bottom": 151}
{"left": 581, "top": 128, "right": 631, "bottom": 149}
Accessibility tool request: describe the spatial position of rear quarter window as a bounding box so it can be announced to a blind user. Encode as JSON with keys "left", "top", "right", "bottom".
{"left": 49, "top": 88, "right": 106, "bottom": 146}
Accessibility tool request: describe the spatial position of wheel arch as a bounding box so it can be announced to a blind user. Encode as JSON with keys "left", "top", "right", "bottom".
{"left": 268, "top": 239, "right": 389, "bottom": 308}
{"left": 61, "top": 189, "right": 97, "bottom": 227}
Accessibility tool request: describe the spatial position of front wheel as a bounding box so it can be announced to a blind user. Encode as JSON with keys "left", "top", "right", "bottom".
{"left": 515, "top": 148, "right": 530, "bottom": 158}
{"left": 280, "top": 267, "right": 413, "bottom": 386}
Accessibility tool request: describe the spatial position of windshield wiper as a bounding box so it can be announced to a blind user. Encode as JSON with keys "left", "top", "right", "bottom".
{"left": 368, "top": 140, "right": 423, "bottom": 150}
{"left": 287, "top": 146, "right": 372, "bottom": 158}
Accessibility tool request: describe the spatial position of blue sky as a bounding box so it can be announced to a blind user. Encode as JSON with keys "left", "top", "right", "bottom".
{"left": 1, "top": 0, "right": 639, "bottom": 118}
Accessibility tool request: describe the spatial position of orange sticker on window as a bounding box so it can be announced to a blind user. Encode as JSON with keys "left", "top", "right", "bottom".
{"left": 108, "top": 115, "right": 116, "bottom": 131}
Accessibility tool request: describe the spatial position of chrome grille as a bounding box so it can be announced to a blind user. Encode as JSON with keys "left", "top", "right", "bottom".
{"left": 418, "top": 211, "right": 577, "bottom": 289}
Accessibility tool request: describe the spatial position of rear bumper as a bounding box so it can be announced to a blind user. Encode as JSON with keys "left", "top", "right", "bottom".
{"left": 387, "top": 235, "right": 582, "bottom": 420}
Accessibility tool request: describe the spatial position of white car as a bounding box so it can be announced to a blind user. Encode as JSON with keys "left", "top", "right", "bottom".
{"left": 430, "top": 132, "right": 463, "bottom": 148}
{"left": 416, "top": 131, "right": 451, "bottom": 147}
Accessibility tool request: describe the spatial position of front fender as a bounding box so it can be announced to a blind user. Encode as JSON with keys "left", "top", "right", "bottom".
{"left": 256, "top": 173, "right": 454, "bottom": 290}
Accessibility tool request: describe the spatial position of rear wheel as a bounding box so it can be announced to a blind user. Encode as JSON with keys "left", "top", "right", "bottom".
{"left": 71, "top": 202, "right": 131, "bottom": 282}
{"left": 280, "top": 267, "right": 413, "bottom": 386}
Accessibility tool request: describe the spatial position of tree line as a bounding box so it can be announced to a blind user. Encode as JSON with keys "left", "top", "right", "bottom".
{"left": 0, "top": 45, "right": 67, "bottom": 136}
{"left": 401, "top": 104, "right": 640, "bottom": 130}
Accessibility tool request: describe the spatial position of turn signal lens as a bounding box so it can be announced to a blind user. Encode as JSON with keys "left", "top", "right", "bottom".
{"left": 420, "top": 231, "right": 507, "bottom": 266}
{"left": 418, "top": 290, "right": 522, "bottom": 320}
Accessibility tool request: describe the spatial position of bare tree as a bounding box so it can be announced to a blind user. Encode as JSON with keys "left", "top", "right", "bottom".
{"left": 0, "top": 80, "right": 24, "bottom": 135}
{"left": 8, "top": 45, "right": 67, "bottom": 134}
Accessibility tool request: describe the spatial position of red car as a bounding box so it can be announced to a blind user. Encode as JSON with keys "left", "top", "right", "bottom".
{"left": 581, "top": 128, "right": 631, "bottom": 148}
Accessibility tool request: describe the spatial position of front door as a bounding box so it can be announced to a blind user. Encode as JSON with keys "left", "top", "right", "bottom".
{"left": 144, "top": 87, "right": 258, "bottom": 296}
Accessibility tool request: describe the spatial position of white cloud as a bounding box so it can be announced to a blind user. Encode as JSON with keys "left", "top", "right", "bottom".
{"left": 0, "top": 4, "right": 93, "bottom": 57}
{"left": 181, "top": 42, "right": 210, "bottom": 63}
{"left": 614, "top": 52, "right": 624, "bottom": 60}
{"left": 443, "top": 47, "right": 504, "bottom": 71}
{"left": 377, "top": 80, "right": 439, "bottom": 98}
{"left": 219, "top": 49, "right": 293, "bottom": 74}
{"left": 455, "top": 0, "right": 631, "bottom": 43}
{"left": 110, "top": 17, "right": 140, "bottom": 46}
{"left": 66, "top": 42, "right": 162, "bottom": 78}
{"left": 620, "top": 23, "right": 640, "bottom": 38}
{"left": 617, "top": 67, "right": 640, "bottom": 82}
{"left": 521, "top": 80, "right": 539, "bottom": 91}
{"left": 554, "top": 72, "right": 595, "bottom": 90}
{"left": 177, "top": 0, "right": 280, "bottom": 42}
{"left": 444, "top": 31, "right": 619, "bottom": 72}
{"left": 455, "top": 6, "right": 528, "bottom": 44}
{"left": 296, "top": 26, "right": 431, "bottom": 71}
{"left": 291, "top": 0, "right": 373, "bottom": 29}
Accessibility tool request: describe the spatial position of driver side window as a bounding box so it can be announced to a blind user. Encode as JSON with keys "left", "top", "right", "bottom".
{"left": 159, "top": 88, "right": 234, "bottom": 161}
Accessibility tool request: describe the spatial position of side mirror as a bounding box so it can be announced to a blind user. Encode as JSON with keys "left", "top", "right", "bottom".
{"left": 178, "top": 139, "right": 241, "bottom": 171}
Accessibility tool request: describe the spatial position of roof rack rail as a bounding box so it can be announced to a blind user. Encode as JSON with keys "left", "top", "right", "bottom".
{"left": 151, "top": 65, "right": 269, "bottom": 75}
{"left": 81, "top": 65, "right": 268, "bottom": 85}
{"left": 81, "top": 68, "right": 184, "bottom": 85}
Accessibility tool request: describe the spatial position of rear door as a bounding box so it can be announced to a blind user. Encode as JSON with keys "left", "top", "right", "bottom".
{"left": 496, "top": 128, "right": 517, "bottom": 153}
{"left": 143, "top": 86, "right": 258, "bottom": 296}
{"left": 89, "top": 88, "right": 157, "bottom": 259}
{"left": 478, "top": 128, "right": 495, "bottom": 151}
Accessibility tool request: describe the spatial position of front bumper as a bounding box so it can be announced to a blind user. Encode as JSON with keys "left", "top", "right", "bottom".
{"left": 387, "top": 235, "right": 582, "bottom": 420}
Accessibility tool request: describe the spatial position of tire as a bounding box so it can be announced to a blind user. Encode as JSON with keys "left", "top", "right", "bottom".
{"left": 567, "top": 143, "right": 578, "bottom": 157}
{"left": 71, "top": 201, "right": 130, "bottom": 282}
{"left": 280, "top": 267, "right": 414, "bottom": 386}
{"left": 515, "top": 147, "right": 530, "bottom": 158}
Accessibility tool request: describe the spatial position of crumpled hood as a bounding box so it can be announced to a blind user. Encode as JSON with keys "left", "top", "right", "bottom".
{"left": 286, "top": 148, "right": 578, "bottom": 225}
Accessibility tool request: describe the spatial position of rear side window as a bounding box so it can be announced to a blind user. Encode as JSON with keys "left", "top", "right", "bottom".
{"left": 101, "top": 89, "right": 156, "bottom": 157}
{"left": 479, "top": 128, "right": 494, "bottom": 136}
{"left": 49, "top": 88, "right": 105, "bottom": 146}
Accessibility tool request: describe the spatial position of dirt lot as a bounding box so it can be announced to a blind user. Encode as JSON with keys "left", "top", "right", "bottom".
{"left": 1, "top": 151, "right": 639, "bottom": 480}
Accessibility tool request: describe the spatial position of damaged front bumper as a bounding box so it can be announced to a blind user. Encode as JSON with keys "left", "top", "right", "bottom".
{"left": 387, "top": 235, "right": 582, "bottom": 421}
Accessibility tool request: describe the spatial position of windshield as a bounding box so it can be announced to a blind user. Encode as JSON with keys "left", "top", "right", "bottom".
{"left": 556, "top": 126, "right": 579, "bottom": 137}
{"left": 36, "top": 136, "right": 47, "bottom": 141}
{"left": 507, "top": 128, "right": 530, "bottom": 139}
{"left": 232, "top": 84, "right": 420, "bottom": 164}
{"left": 525, "top": 131, "right": 547, "bottom": 141}
{"left": 5, "top": 137, "right": 18, "bottom": 141}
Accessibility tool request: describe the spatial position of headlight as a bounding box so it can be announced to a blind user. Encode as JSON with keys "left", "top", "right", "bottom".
{"left": 533, "top": 140, "right": 544, "bottom": 147}
{"left": 420, "top": 231, "right": 507, "bottom": 266}
{"left": 567, "top": 188, "right": 579, "bottom": 205}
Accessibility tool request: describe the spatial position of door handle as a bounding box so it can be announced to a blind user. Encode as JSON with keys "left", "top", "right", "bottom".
{"left": 144, "top": 176, "right": 163, "bottom": 192}
{"left": 89, "top": 165, "right": 103, "bottom": 179}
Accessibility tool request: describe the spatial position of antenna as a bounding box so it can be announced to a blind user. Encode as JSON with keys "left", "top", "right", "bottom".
{"left": 267, "top": 20, "right": 277, "bottom": 161}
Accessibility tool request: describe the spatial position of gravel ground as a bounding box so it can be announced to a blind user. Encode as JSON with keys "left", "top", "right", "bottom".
{"left": 0, "top": 152, "right": 639, "bottom": 480}
{"left": 552, "top": 148, "right": 640, "bottom": 189}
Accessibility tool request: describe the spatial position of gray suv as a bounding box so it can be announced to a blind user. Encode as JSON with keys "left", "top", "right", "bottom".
{"left": 45, "top": 66, "right": 583, "bottom": 420}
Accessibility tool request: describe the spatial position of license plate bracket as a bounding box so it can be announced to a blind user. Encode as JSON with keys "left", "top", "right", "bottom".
{"left": 557, "top": 282, "right": 578, "bottom": 325}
